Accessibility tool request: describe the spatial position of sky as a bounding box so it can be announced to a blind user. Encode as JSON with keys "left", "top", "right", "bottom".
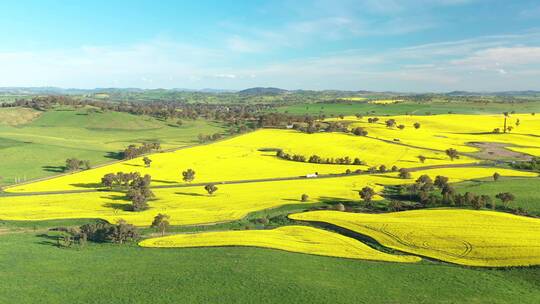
{"left": 0, "top": 0, "right": 540, "bottom": 92}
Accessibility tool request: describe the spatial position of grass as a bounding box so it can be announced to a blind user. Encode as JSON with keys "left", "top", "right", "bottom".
{"left": 455, "top": 177, "right": 540, "bottom": 215}
{"left": 290, "top": 209, "right": 540, "bottom": 267}
{"left": 0, "top": 107, "right": 224, "bottom": 186}
{"left": 276, "top": 101, "right": 540, "bottom": 116}
{"left": 1, "top": 231, "right": 539, "bottom": 303}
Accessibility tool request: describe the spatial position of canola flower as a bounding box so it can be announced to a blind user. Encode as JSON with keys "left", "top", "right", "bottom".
{"left": 368, "top": 99, "right": 402, "bottom": 104}
{"left": 7, "top": 128, "right": 476, "bottom": 193}
{"left": 289, "top": 209, "right": 540, "bottom": 267}
{"left": 332, "top": 114, "right": 540, "bottom": 154}
{"left": 139, "top": 225, "right": 421, "bottom": 263}
{"left": 0, "top": 167, "right": 534, "bottom": 226}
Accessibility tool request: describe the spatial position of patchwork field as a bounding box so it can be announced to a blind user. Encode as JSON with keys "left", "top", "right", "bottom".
{"left": 0, "top": 166, "right": 533, "bottom": 226}
{"left": 290, "top": 209, "right": 540, "bottom": 267}
{"left": 2, "top": 108, "right": 540, "bottom": 303}
{"left": 139, "top": 225, "right": 420, "bottom": 263}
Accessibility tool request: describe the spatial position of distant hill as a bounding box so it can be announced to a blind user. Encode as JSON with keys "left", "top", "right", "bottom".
{"left": 238, "top": 87, "right": 289, "bottom": 95}
{"left": 446, "top": 90, "right": 540, "bottom": 97}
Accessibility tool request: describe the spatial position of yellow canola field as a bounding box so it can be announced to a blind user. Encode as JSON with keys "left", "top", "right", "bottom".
{"left": 369, "top": 99, "right": 402, "bottom": 104}
{"left": 290, "top": 209, "right": 540, "bottom": 267}
{"left": 0, "top": 167, "right": 533, "bottom": 226}
{"left": 508, "top": 147, "right": 540, "bottom": 157}
{"left": 338, "top": 97, "right": 367, "bottom": 101}
{"left": 139, "top": 225, "right": 421, "bottom": 263}
{"left": 333, "top": 114, "right": 540, "bottom": 154}
{"left": 8, "top": 129, "right": 470, "bottom": 193}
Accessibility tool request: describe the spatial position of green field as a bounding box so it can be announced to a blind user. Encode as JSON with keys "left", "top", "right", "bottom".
{"left": 0, "top": 107, "right": 224, "bottom": 186}
{"left": 1, "top": 224, "right": 539, "bottom": 304}
{"left": 455, "top": 177, "right": 540, "bottom": 215}
{"left": 276, "top": 101, "right": 540, "bottom": 116}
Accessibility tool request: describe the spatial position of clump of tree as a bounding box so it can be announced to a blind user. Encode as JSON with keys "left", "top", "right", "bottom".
{"left": 182, "top": 169, "right": 196, "bottom": 183}
{"left": 101, "top": 172, "right": 143, "bottom": 189}
{"left": 493, "top": 172, "right": 500, "bottom": 181}
{"left": 301, "top": 194, "right": 309, "bottom": 202}
{"left": 385, "top": 119, "right": 397, "bottom": 128}
{"left": 122, "top": 142, "right": 160, "bottom": 160}
{"left": 413, "top": 122, "right": 421, "bottom": 129}
{"left": 445, "top": 148, "right": 459, "bottom": 161}
{"left": 352, "top": 127, "right": 368, "bottom": 136}
{"left": 198, "top": 133, "right": 223, "bottom": 143}
{"left": 367, "top": 117, "right": 379, "bottom": 123}
{"left": 495, "top": 192, "right": 515, "bottom": 208}
{"left": 143, "top": 157, "right": 152, "bottom": 167}
{"left": 359, "top": 186, "right": 376, "bottom": 208}
{"left": 511, "top": 157, "right": 540, "bottom": 172}
{"left": 417, "top": 155, "right": 426, "bottom": 163}
{"left": 101, "top": 172, "right": 153, "bottom": 211}
{"left": 403, "top": 174, "right": 495, "bottom": 209}
{"left": 61, "top": 220, "right": 140, "bottom": 245}
{"left": 65, "top": 158, "right": 91, "bottom": 172}
{"left": 126, "top": 174, "right": 154, "bottom": 211}
{"left": 398, "top": 168, "right": 411, "bottom": 179}
{"left": 277, "top": 150, "right": 363, "bottom": 166}
{"left": 204, "top": 184, "right": 218, "bottom": 195}
{"left": 151, "top": 214, "right": 170, "bottom": 236}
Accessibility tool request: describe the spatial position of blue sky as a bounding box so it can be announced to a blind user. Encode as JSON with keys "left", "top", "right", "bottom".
{"left": 1, "top": 0, "right": 540, "bottom": 91}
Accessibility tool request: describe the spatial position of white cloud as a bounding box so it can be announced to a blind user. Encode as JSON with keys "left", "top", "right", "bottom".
{"left": 1, "top": 29, "right": 539, "bottom": 92}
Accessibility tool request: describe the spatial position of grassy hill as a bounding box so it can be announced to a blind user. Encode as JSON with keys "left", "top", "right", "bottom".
{"left": 0, "top": 107, "right": 224, "bottom": 186}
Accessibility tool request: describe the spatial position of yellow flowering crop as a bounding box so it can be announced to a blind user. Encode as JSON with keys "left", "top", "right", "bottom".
{"left": 368, "top": 99, "right": 402, "bottom": 104}
{"left": 290, "top": 209, "right": 540, "bottom": 267}
{"left": 139, "top": 225, "right": 421, "bottom": 263}
{"left": 334, "top": 114, "right": 540, "bottom": 154}
{"left": 7, "top": 128, "right": 475, "bottom": 193}
{"left": 0, "top": 167, "right": 533, "bottom": 226}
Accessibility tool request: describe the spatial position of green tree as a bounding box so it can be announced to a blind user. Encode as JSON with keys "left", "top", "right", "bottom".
{"left": 151, "top": 214, "right": 170, "bottom": 236}
{"left": 204, "top": 184, "right": 218, "bottom": 195}
{"left": 359, "top": 186, "right": 376, "bottom": 207}
{"left": 495, "top": 192, "right": 515, "bottom": 208}
{"left": 182, "top": 169, "right": 196, "bottom": 183}
{"left": 445, "top": 148, "right": 459, "bottom": 161}
{"left": 143, "top": 157, "right": 152, "bottom": 168}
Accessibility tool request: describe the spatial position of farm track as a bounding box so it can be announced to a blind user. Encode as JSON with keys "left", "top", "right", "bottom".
{"left": 0, "top": 162, "right": 486, "bottom": 198}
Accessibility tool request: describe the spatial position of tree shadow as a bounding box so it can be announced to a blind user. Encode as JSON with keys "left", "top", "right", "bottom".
{"left": 103, "top": 202, "right": 133, "bottom": 212}
{"left": 104, "top": 151, "right": 123, "bottom": 160}
{"left": 282, "top": 198, "right": 302, "bottom": 202}
{"left": 153, "top": 179, "right": 178, "bottom": 184}
{"left": 318, "top": 196, "right": 358, "bottom": 208}
{"left": 35, "top": 233, "right": 60, "bottom": 247}
{"left": 101, "top": 194, "right": 129, "bottom": 201}
{"left": 175, "top": 192, "right": 205, "bottom": 197}
{"left": 42, "top": 165, "right": 66, "bottom": 173}
{"left": 70, "top": 182, "right": 102, "bottom": 189}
